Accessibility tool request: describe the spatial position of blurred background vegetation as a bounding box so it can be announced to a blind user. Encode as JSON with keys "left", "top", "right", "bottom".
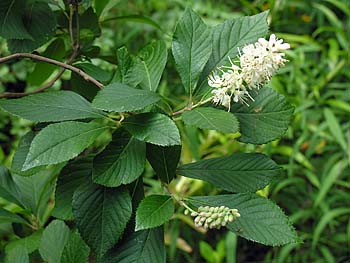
{"left": 0, "top": 0, "right": 349, "bottom": 262}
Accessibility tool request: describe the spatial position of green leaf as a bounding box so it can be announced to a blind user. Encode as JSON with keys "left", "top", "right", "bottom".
{"left": 74, "top": 62, "right": 111, "bottom": 83}
{"left": 72, "top": 182, "right": 132, "bottom": 258}
{"left": 196, "top": 11, "right": 269, "bottom": 96}
{"left": 0, "top": 91, "right": 106, "bottom": 123}
{"left": 4, "top": 245, "right": 29, "bottom": 263}
{"left": 172, "top": 8, "right": 212, "bottom": 94}
{"left": 230, "top": 87, "right": 294, "bottom": 144}
{"left": 182, "top": 107, "right": 239, "bottom": 133}
{"left": 135, "top": 195, "right": 174, "bottom": 231}
{"left": 92, "top": 83, "right": 161, "bottom": 112}
{"left": 123, "top": 113, "right": 181, "bottom": 146}
{"left": 177, "top": 153, "right": 282, "bottom": 193}
{"left": 0, "top": 208, "right": 27, "bottom": 225}
{"left": 136, "top": 40, "right": 167, "bottom": 92}
{"left": 190, "top": 193, "right": 298, "bottom": 246}
{"left": 0, "top": 0, "right": 32, "bottom": 40}
{"left": 5, "top": 230, "right": 43, "bottom": 255}
{"left": 8, "top": 1, "right": 57, "bottom": 53}
{"left": 93, "top": 129, "right": 145, "bottom": 187}
{"left": 23, "top": 121, "right": 109, "bottom": 170}
{"left": 324, "top": 108, "right": 347, "bottom": 151}
{"left": 61, "top": 231, "right": 90, "bottom": 263}
{"left": 146, "top": 144, "right": 181, "bottom": 184}
{"left": 100, "top": 227, "right": 166, "bottom": 263}
{"left": 114, "top": 47, "right": 142, "bottom": 87}
{"left": 39, "top": 220, "right": 70, "bottom": 263}
{"left": 0, "top": 166, "right": 24, "bottom": 207}
{"left": 52, "top": 157, "right": 93, "bottom": 220}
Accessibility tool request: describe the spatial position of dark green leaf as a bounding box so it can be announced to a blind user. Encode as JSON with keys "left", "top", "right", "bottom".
{"left": 182, "top": 107, "right": 239, "bottom": 133}
{"left": 72, "top": 182, "right": 132, "bottom": 258}
{"left": 23, "top": 121, "right": 109, "bottom": 170}
{"left": 100, "top": 227, "right": 166, "bottom": 263}
{"left": 123, "top": 113, "right": 181, "bottom": 146}
{"left": 39, "top": 220, "right": 70, "bottom": 263}
{"left": 74, "top": 62, "right": 111, "bottom": 83}
{"left": 177, "top": 153, "right": 282, "bottom": 193}
{"left": 79, "top": 7, "right": 101, "bottom": 37}
{"left": 93, "top": 129, "right": 146, "bottom": 187}
{"left": 190, "top": 193, "right": 298, "bottom": 246}
{"left": 61, "top": 231, "right": 90, "bottom": 263}
{"left": 92, "top": 83, "right": 161, "bottom": 112}
{"left": 0, "top": 208, "right": 28, "bottom": 225}
{"left": 135, "top": 195, "right": 174, "bottom": 231}
{"left": 146, "top": 144, "right": 181, "bottom": 183}
{"left": 0, "top": 91, "right": 106, "bottom": 123}
{"left": 172, "top": 8, "right": 212, "bottom": 94}
{"left": 196, "top": 11, "right": 269, "bottom": 96}
{"left": 230, "top": 87, "right": 294, "bottom": 144}
{"left": 52, "top": 157, "right": 93, "bottom": 220}
{"left": 0, "top": 166, "right": 24, "bottom": 206}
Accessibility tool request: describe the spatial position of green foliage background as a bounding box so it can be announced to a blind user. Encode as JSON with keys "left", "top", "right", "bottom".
{"left": 0, "top": 0, "right": 349, "bottom": 262}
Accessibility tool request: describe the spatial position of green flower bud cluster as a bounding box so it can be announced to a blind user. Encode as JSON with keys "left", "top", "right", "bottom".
{"left": 185, "top": 205, "right": 240, "bottom": 230}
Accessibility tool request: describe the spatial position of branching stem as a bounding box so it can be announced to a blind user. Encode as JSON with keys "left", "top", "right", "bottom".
{"left": 172, "top": 98, "right": 212, "bottom": 116}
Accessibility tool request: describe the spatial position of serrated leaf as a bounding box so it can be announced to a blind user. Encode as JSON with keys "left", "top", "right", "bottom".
{"left": 39, "top": 220, "right": 70, "bottom": 263}
{"left": 61, "top": 231, "right": 90, "bottom": 263}
{"left": 230, "top": 87, "right": 294, "bottom": 144}
{"left": 0, "top": 91, "right": 105, "bottom": 123}
{"left": 123, "top": 113, "right": 181, "bottom": 146}
{"left": 23, "top": 121, "right": 109, "bottom": 170}
{"left": 0, "top": 208, "right": 28, "bottom": 225}
{"left": 114, "top": 47, "right": 142, "bottom": 87}
{"left": 196, "top": 11, "right": 269, "bottom": 96}
{"left": 92, "top": 83, "right": 161, "bottom": 112}
{"left": 0, "top": 166, "right": 24, "bottom": 207}
{"left": 135, "top": 195, "right": 174, "bottom": 231}
{"left": 177, "top": 153, "right": 281, "bottom": 193}
{"left": 74, "top": 62, "right": 111, "bottom": 82}
{"left": 182, "top": 107, "right": 239, "bottom": 133}
{"left": 52, "top": 157, "right": 93, "bottom": 220}
{"left": 172, "top": 8, "right": 212, "bottom": 94}
{"left": 136, "top": 40, "right": 167, "bottom": 92}
{"left": 146, "top": 144, "right": 181, "bottom": 183}
{"left": 190, "top": 193, "right": 298, "bottom": 246}
{"left": 72, "top": 182, "right": 132, "bottom": 258}
{"left": 93, "top": 129, "right": 145, "bottom": 187}
{"left": 100, "top": 227, "right": 166, "bottom": 263}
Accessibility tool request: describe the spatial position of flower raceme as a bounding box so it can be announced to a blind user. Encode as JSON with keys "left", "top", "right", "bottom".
{"left": 208, "top": 34, "right": 290, "bottom": 109}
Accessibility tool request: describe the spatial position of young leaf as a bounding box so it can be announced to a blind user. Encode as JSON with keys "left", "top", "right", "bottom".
{"left": 92, "top": 82, "right": 161, "bottom": 112}
{"left": 39, "top": 220, "right": 70, "bottom": 263}
{"left": 230, "top": 87, "right": 294, "bottom": 144}
{"left": 137, "top": 40, "right": 167, "bottom": 92}
{"left": 182, "top": 107, "right": 239, "bottom": 133}
{"left": 123, "top": 113, "right": 181, "bottom": 146}
{"left": 190, "top": 193, "right": 298, "bottom": 246}
{"left": 135, "top": 195, "right": 174, "bottom": 231}
{"left": 72, "top": 182, "right": 132, "bottom": 258}
{"left": 100, "top": 227, "right": 166, "bottom": 263}
{"left": 172, "top": 8, "right": 212, "bottom": 95}
{"left": 115, "top": 47, "right": 143, "bottom": 87}
{"left": 177, "top": 153, "right": 282, "bottom": 193}
{"left": 22, "top": 121, "right": 109, "bottom": 170}
{"left": 61, "top": 231, "right": 90, "bottom": 263}
{"left": 146, "top": 144, "right": 181, "bottom": 183}
{"left": 0, "top": 91, "right": 106, "bottom": 123}
{"left": 196, "top": 11, "right": 269, "bottom": 96}
{"left": 52, "top": 157, "right": 93, "bottom": 220}
{"left": 0, "top": 208, "right": 28, "bottom": 225}
{"left": 93, "top": 129, "right": 146, "bottom": 187}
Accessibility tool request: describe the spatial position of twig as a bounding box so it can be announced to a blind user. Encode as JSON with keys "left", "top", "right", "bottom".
{"left": 172, "top": 98, "right": 212, "bottom": 116}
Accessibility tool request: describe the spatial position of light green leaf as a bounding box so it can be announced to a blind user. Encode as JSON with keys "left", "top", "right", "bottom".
{"left": 172, "top": 8, "right": 212, "bottom": 94}
{"left": 177, "top": 153, "right": 281, "bottom": 193}
{"left": 114, "top": 47, "right": 142, "bottom": 87}
{"left": 5, "top": 230, "right": 43, "bottom": 255}
{"left": 182, "top": 107, "right": 239, "bottom": 133}
{"left": 39, "top": 220, "right": 70, "bottom": 263}
{"left": 230, "top": 87, "right": 294, "bottom": 144}
{"left": 190, "top": 193, "right": 298, "bottom": 246}
{"left": 136, "top": 40, "right": 167, "bottom": 92}
{"left": 93, "top": 129, "right": 145, "bottom": 187}
{"left": 100, "top": 227, "right": 165, "bottom": 263}
{"left": 61, "top": 231, "right": 90, "bottom": 263}
{"left": 123, "top": 113, "right": 181, "bottom": 146}
{"left": 0, "top": 208, "right": 28, "bottom": 225}
{"left": 196, "top": 11, "right": 269, "bottom": 96}
{"left": 23, "top": 121, "right": 109, "bottom": 170}
{"left": 52, "top": 157, "right": 93, "bottom": 220}
{"left": 4, "top": 245, "right": 29, "bottom": 263}
{"left": 0, "top": 91, "right": 106, "bottom": 123}
{"left": 146, "top": 144, "right": 181, "bottom": 184}
{"left": 135, "top": 195, "right": 174, "bottom": 231}
{"left": 92, "top": 83, "right": 161, "bottom": 112}
{"left": 72, "top": 182, "right": 132, "bottom": 258}
{"left": 324, "top": 108, "right": 347, "bottom": 151}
